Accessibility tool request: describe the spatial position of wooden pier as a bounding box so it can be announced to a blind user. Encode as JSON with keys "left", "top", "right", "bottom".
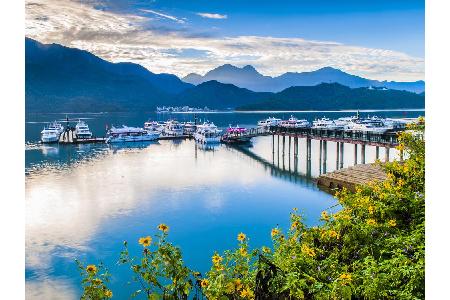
{"left": 316, "top": 163, "right": 387, "bottom": 192}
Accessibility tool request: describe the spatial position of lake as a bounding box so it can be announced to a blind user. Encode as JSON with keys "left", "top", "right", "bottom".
{"left": 25, "top": 110, "right": 423, "bottom": 299}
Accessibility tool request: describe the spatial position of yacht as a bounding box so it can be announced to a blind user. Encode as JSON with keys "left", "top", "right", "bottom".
{"left": 194, "top": 123, "right": 221, "bottom": 143}
{"left": 344, "top": 119, "right": 389, "bottom": 133}
{"left": 40, "top": 124, "right": 60, "bottom": 143}
{"left": 164, "top": 120, "right": 184, "bottom": 136}
{"left": 280, "top": 116, "right": 310, "bottom": 128}
{"left": 144, "top": 120, "right": 161, "bottom": 132}
{"left": 183, "top": 121, "right": 197, "bottom": 135}
{"left": 105, "top": 126, "right": 160, "bottom": 143}
{"left": 49, "top": 121, "right": 65, "bottom": 134}
{"left": 75, "top": 120, "right": 93, "bottom": 139}
{"left": 311, "top": 117, "right": 341, "bottom": 130}
{"left": 334, "top": 115, "right": 359, "bottom": 128}
{"left": 258, "top": 117, "right": 282, "bottom": 127}
{"left": 221, "top": 125, "right": 251, "bottom": 144}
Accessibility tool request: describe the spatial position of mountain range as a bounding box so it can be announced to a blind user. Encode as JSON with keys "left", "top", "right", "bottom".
{"left": 183, "top": 64, "right": 425, "bottom": 93}
{"left": 26, "top": 38, "right": 425, "bottom": 112}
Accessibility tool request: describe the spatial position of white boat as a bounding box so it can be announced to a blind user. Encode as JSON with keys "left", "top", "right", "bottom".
{"left": 183, "top": 121, "right": 197, "bottom": 134}
{"left": 344, "top": 119, "right": 389, "bottom": 133}
{"left": 105, "top": 126, "right": 160, "bottom": 143}
{"left": 164, "top": 120, "right": 184, "bottom": 136}
{"left": 40, "top": 125, "right": 60, "bottom": 143}
{"left": 144, "top": 120, "right": 161, "bottom": 132}
{"left": 75, "top": 120, "right": 93, "bottom": 139}
{"left": 311, "top": 117, "right": 341, "bottom": 130}
{"left": 194, "top": 122, "right": 221, "bottom": 143}
{"left": 280, "top": 116, "right": 310, "bottom": 128}
{"left": 334, "top": 116, "right": 359, "bottom": 128}
{"left": 49, "top": 121, "right": 65, "bottom": 134}
{"left": 258, "top": 117, "right": 282, "bottom": 127}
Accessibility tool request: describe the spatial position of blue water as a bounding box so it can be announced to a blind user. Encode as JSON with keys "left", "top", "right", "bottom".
{"left": 25, "top": 110, "right": 423, "bottom": 299}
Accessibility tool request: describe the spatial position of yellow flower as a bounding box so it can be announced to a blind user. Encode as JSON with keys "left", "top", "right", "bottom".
{"left": 200, "top": 279, "right": 209, "bottom": 288}
{"left": 291, "top": 220, "right": 300, "bottom": 230}
{"left": 366, "top": 219, "right": 377, "bottom": 226}
{"left": 214, "top": 264, "right": 224, "bottom": 271}
{"left": 86, "top": 265, "right": 97, "bottom": 274}
{"left": 138, "top": 236, "right": 152, "bottom": 247}
{"left": 262, "top": 246, "right": 271, "bottom": 254}
{"left": 104, "top": 290, "right": 113, "bottom": 298}
{"left": 339, "top": 273, "right": 352, "bottom": 285}
{"left": 328, "top": 230, "right": 339, "bottom": 239}
{"left": 240, "top": 287, "right": 254, "bottom": 298}
{"left": 301, "top": 244, "right": 316, "bottom": 257}
{"left": 368, "top": 206, "right": 375, "bottom": 215}
{"left": 239, "top": 247, "right": 248, "bottom": 257}
{"left": 234, "top": 278, "right": 243, "bottom": 290}
{"left": 321, "top": 211, "right": 330, "bottom": 221}
{"left": 237, "top": 232, "right": 246, "bottom": 242}
{"left": 271, "top": 228, "right": 280, "bottom": 237}
{"left": 212, "top": 253, "right": 223, "bottom": 265}
{"left": 388, "top": 219, "right": 397, "bottom": 227}
{"left": 158, "top": 223, "right": 169, "bottom": 233}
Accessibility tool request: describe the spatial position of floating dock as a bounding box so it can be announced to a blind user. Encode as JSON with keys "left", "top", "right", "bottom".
{"left": 316, "top": 163, "right": 387, "bottom": 193}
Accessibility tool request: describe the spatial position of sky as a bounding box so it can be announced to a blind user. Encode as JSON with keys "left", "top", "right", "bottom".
{"left": 25, "top": 0, "right": 425, "bottom": 81}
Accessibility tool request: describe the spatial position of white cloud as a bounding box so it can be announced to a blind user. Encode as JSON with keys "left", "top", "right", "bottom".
{"left": 196, "top": 12, "right": 228, "bottom": 19}
{"left": 25, "top": 0, "right": 424, "bottom": 81}
{"left": 140, "top": 9, "right": 186, "bottom": 24}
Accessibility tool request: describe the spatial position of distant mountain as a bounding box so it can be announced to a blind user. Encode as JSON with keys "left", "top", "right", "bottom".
{"left": 237, "top": 83, "right": 425, "bottom": 111}
{"left": 26, "top": 38, "right": 192, "bottom": 112}
{"left": 183, "top": 65, "right": 425, "bottom": 93}
{"left": 174, "top": 80, "right": 271, "bottom": 109}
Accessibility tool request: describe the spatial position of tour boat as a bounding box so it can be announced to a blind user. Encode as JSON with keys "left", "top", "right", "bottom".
{"left": 221, "top": 125, "right": 251, "bottom": 144}
{"left": 40, "top": 125, "right": 60, "bottom": 143}
{"left": 194, "top": 122, "right": 221, "bottom": 143}
{"left": 105, "top": 126, "right": 160, "bottom": 143}
{"left": 344, "top": 119, "right": 389, "bottom": 133}
{"left": 183, "top": 121, "right": 197, "bottom": 135}
{"left": 49, "top": 121, "right": 65, "bottom": 134}
{"left": 164, "top": 120, "right": 184, "bottom": 136}
{"left": 258, "top": 117, "right": 282, "bottom": 127}
{"left": 144, "top": 120, "right": 161, "bottom": 132}
{"left": 311, "top": 117, "right": 341, "bottom": 130}
{"left": 280, "top": 116, "right": 310, "bottom": 128}
{"left": 75, "top": 120, "right": 93, "bottom": 139}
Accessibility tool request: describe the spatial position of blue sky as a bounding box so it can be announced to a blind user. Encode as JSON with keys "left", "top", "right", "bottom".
{"left": 26, "top": 0, "right": 424, "bottom": 81}
{"left": 94, "top": 0, "right": 424, "bottom": 57}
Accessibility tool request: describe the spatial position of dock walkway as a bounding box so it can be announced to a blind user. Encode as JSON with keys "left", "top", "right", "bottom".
{"left": 317, "top": 163, "right": 387, "bottom": 192}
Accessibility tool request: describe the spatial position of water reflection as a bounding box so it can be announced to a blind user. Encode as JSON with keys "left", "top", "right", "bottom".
{"left": 25, "top": 138, "right": 336, "bottom": 299}
{"left": 41, "top": 145, "right": 59, "bottom": 157}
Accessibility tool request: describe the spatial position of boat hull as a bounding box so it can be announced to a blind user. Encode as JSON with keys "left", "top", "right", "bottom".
{"left": 41, "top": 136, "right": 59, "bottom": 143}
{"left": 194, "top": 133, "right": 221, "bottom": 144}
{"left": 106, "top": 134, "right": 160, "bottom": 143}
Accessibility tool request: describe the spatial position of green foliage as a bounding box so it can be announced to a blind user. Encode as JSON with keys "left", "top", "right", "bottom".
{"left": 76, "top": 260, "right": 113, "bottom": 300}
{"left": 76, "top": 120, "right": 425, "bottom": 299}
{"left": 117, "top": 224, "right": 200, "bottom": 299}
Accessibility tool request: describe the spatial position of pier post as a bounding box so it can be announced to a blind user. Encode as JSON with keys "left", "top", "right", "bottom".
{"left": 319, "top": 140, "right": 323, "bottom": 174}
{"left": 288, "top": 136, "right": 291, "bottom": 161}
{"left": 307, "top": 137, "right": 312, "bottom": 161}
{"left": 336, "top": 142, "right": 340, "bottom": 170}
{"left": 322, "top": 140, "right": 327, "bottom": 173}
{"left": 354, "top": 144, "right": 358, "bottom": 165}
{"left": 296, "top": 137, "right": 299, "bottom": 157}
{"left": 272, "top": 135, "right": 275, "bottom": 155}
{"left": 385, "top": 147, "right": 390, "bottom": 162}
{"left": 339, "top": 142, "right": 344, "bottom": 169}
{"left": 375, "top": 146, "right": 380, "bottom": 160}
{"left": 361, "top": 144, "right": 366, "bottom": 164}
{"left": 282, "top": 135, "right": 285, "bottom": 158}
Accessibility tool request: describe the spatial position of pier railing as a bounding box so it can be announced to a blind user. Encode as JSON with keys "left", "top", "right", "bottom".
{"left": 268, "top": 126, "right": 399, "bottom": 147}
